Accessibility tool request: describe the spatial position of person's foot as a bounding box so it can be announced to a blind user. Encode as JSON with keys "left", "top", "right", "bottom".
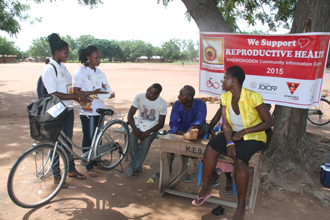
{"left": 183, "top": 129, "right": 199, "bottom": 140}
{"left": 87, "top": 169, "right": 98, "bottom": 177}
{"left": 192, "top": 185, "right": 213, "bottom": 205}
{"left": 68, "top": 171, "right": 86, "bottom": 179}
{"left": 233, "top": 201, "right": 245, "bottom": 220}
{"left": 54, "top": 178, "right": 68, "bottom": 188}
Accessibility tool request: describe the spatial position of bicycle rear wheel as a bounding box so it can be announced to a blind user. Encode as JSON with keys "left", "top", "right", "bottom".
{"left": 308, "top": 98, "right": 330, "bottom": 126}
{"left": 95, "top": 119, "right": 129, "bottom": 170}
{"left": 7, "top": 144, "right": 68, "bottom": 208}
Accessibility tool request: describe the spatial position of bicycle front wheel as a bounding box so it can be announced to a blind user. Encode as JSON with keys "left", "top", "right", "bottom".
{"left": 95, "top": 120, "right": 129, "bottom": 170}
{"left": 7, "top": 144, "right": 68, "bottom": 208}
{"left": 308, "top": 98, "right": 330, "bottom": 126}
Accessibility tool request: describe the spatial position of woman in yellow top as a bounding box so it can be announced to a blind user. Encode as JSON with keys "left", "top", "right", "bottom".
{"left": 192, "top": 66, "right": 273, "bottom": 220}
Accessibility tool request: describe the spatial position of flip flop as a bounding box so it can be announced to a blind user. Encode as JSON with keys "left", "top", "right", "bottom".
{"left": 87, "top": 170, "right": 98, "bottom": 178}
{"left": 131, "top": 170, "right": 142, "bottom": 179}
{"left": 53, "top": 180, "right": 68, "bottom": 188}
{"left": 183, "top": 174, "right": 197, "bottom": 183}
{"left": 224, "top": 186, "right": 233, "bottom": 195}
{"left": 68, "top": 172, "right": 86, "bottom": 179}
{"left": 192, "top": 192, "right": 212, "bottom": 206}
{"left": 212, "top": 181, "right": 220, "bottom": 187}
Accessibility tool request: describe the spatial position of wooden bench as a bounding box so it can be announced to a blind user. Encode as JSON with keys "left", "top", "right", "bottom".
{"left": 157, "top": 133, "right": 261, "bottom": 217}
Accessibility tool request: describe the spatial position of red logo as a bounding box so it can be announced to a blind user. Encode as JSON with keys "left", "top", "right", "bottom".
{"left": 286, "top": 82, "right": 300, "bottom": 95}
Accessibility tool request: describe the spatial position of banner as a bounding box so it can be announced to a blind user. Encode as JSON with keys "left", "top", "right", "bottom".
{"left": 199, "top": 32, "right": 330, "bottom": 109}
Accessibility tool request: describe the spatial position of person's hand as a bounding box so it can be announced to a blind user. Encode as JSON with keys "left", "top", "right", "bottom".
{"left": 209, "top": 129, "right": 216, "bottom": 137}
{"left": 79, "top": 93, "right": 91, "bottom": 103}
{"left": 133, "top": 128, "right": 141, "bottom": 138}
{"left": 227, "top": 144, "right": 236, "bottom": 159}
{"left": 139, "top": 131, "right": 151, "bottom": 141}
{"left": 94, "top": 88, "right": 109, "bottom": 94}
{"left": 109, "top": 92, "right": 115, "bottom": 99}
{"left": 232, "top": 130, "right": 245, "bottom": 141}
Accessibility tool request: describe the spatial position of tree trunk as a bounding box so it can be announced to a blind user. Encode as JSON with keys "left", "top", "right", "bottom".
{"left": 182, "top": 0, "right": 330, "bottom": 207}
{"left": 181, "top": 0, "right": 231, "bottom": 32}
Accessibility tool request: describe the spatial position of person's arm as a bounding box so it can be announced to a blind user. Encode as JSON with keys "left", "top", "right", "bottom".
{"left": 169, "top": 102, "right": 182, "bottom": 134}
{"left": 127, "top": 105, "right": 141, "bottom": 138}
{"left": 50, "top": 91, "right": 90, "bottom": 103}
{"left": 139, "top": 115, "right": 166, "bottom": 140}
{"left": 221, "top": 105, "right": 236, "bottom": 159}
{"left": 73, "top": 87, "right": 109, "bottom": 96}
{"left": 209, "top": 105, "right": 222, "bottom": 136}
{"left": 232, "top": 103, "right": 273, "bottom": 141}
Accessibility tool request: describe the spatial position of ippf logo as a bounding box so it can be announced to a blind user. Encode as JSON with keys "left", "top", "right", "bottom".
{"left": 286, "top": 82, "right": 300, "bottom": 95}
{"left": 258, "top": 83, "right": 277, "bottom": 91}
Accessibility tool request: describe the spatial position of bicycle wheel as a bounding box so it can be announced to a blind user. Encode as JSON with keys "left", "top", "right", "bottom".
{"left": 95, "top": 119, "right": 129, "bottom": 170}
{"left": 7, "top": 144, "right": 68, "bottom": 208}
{"left": 308, "top": 98, "right": 330, "bottom": 126}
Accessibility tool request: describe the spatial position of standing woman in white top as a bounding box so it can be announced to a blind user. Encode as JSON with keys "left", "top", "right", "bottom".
{"left": 41, "top": 33, "right": 94, "bottom": 187}
{"left": 73, "top": 45, "right": 115, "bottom": 177}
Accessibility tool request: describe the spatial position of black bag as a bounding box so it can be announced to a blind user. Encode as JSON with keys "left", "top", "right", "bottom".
{"left": 37, "top": 63, "right": 57, "bottom": 99}
{"left": 27, "top": 94, "right": 69, "bottom": 142}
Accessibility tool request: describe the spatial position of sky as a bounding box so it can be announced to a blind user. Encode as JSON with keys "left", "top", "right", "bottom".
{"left": 1, "top": 0, "right": 288, "bottom": 52}
{"left": 1, "top": 0, "right": 201, "bottom": 51}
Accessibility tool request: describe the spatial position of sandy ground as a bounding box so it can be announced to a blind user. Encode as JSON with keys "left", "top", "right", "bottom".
{"left": 0, "top": 62, "right": 330, "bottom": 220}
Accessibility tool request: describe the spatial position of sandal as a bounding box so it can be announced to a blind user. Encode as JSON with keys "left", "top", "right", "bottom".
{"left": 53, "top": 178, "right": 68, "bottom": 188}
{"left": 224, "top": 186, "right": 233, "bottom": 194}
{"left": 87, "top": 170, "right": 98, "bottom": 177}
{"left": 183, "top": 174, "right": 197, "bottom": 183}
{"left": 68, "top": 171, "right": 86, "bottom": 179}
{"left": 192, "top": 192, "right": 212, "bottom": 206}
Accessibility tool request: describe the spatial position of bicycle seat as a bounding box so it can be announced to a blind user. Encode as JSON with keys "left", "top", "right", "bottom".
{"left": 96, "top": 108, "right": 114, "bottom": 116}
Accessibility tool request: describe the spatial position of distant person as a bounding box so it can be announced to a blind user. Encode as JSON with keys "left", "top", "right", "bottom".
{"left": 45, "top": 58, "right": 50, "bottom": 64}
{"left": 125, "top": 83, "right": 167, "bottom": 178}
{"left": 41, "top": 33, "right": 95, "bottom": 187}
{"left": 169, "top": 85, "right": 208, "bottom": 140}
{"left": 73, "top": 45, "right": 114, "bottom": 178}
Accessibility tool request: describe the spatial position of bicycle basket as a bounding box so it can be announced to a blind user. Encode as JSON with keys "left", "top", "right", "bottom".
{"left": 27, "top": 94, "right": 69, "bottom": 142}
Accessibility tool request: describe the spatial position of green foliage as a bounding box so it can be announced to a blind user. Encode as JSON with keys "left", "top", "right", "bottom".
{"left": 28, "top": 36, "right": 51, "bottom": 58}
{"left": 76, "top": 35, "right": 95, "bottom": 49}
{"left": 0, "top": 0, "right": 41, "bottom": 36}
{"left": 0, "top": 35, "right": 21, "bottom": 61}
{"left": 161, "top": 39, "right": 181, "bottom": 61}
{"left": 80, "top": 38, "right": 122, "bottom": 60}
{"left": 34, "top": 0, "right": 103, "bottom": 9}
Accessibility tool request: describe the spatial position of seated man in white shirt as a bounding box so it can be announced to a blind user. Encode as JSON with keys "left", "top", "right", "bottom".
{"left": 125, "top": 83, "right": 167, "bottom": 178}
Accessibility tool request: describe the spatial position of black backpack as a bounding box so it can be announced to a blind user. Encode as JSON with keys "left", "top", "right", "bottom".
{"left": 27, "top": 94, "right": 69, "bottom": 142}
{"left": 37, "top": 63, "right": 57, "bottom": 99}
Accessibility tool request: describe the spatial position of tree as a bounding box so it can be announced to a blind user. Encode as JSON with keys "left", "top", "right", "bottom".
{"left": 80, "top": 38, "right": 122, "bottom": 61}
{"left": 185, "top": 39, "right": 198, "bottom": 61}
{"left": 28, "top": 36, "right": 51, "bottom": 60}
{"left": 167, "top": 0, "right": 330, "bottom": 207}
{"left": 161, "top": 39, "right": 181, "bottom": 61}
{"left": 0, "top": 36, "right": 20, "bottom": 62}
{"left": 76, "top": 35, "right": 95, "bottom": 49}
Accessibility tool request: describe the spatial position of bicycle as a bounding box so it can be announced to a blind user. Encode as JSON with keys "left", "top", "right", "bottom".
{"left": 7, "top": 105, "right": 129, "bottom": 208}
{"left": 308, "top": 95, "right": 330, "bottom": 126}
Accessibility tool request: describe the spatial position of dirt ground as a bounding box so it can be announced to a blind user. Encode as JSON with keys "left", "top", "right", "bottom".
{"left": 0, "top": 63, "right": 330, "bottom": 220}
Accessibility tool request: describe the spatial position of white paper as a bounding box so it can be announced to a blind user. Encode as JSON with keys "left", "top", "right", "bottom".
{"left": 91, "top": 73, "right": 113, "bottom": 100}
{"left": 47, "top": 102, "right": 66, "bottom": 117}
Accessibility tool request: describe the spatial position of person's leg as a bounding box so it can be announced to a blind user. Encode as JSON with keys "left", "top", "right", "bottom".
{"left": 125, "top": 131, "right": 139, "bottom": 177}
{"left": 233, "top": 159, "right": 249, "bottom": 220}
{"left": 80, "top": 115, "right": 100, "bottom": 177}
{"left": 129, "top": 131, "right": 158, "bottom": 173}
{"left": 61, "top": 110, "right": 85, "bottom": 179}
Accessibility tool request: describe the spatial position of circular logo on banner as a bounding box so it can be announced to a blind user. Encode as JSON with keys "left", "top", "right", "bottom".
{"left": 205, "top": 46, "right": 217, "bottom": 62}
{"left": 250, "top": 82, "right": 257, "bottom": 89}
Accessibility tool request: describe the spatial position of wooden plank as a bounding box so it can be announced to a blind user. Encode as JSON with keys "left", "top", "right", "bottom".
{"left": 163, "top": 189, "right": 249, "bottom": 209}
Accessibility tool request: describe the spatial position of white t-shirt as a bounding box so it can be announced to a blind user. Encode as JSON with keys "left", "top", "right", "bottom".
{"left": 132, "top": 93, "right": 167, "bottom": 131}
{"left": 230, "top": 105, "right": 244, "bottom": 132}
{"left": 41, "top": 59, "right": 73, "bottom": 107}
{"left": 73, "top": 66, "right": 106, "bottom": 116}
